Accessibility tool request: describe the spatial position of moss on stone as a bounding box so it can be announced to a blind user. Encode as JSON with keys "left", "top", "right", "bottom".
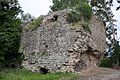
{"left": 37, "top": 50, "right": 50, "bottom": 57}
{"left": 46, "top": 21, "right": 58, "bottom": 27}
{"left": 31, "top": 52, "right": 35, "bottom": 56}
{"left": 70, "top": 22, "right": 90, "bottom": 32}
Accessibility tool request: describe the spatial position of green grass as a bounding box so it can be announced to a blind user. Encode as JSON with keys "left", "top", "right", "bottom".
{"left": 0, "top": 69, "right": 78, "bottom": 80}
{"left": 70, "top": 22, "right": 90, "bottom": 32}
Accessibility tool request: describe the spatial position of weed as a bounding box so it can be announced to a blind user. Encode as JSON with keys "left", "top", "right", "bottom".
{"left": 25, "top": 17, "right": 42, "bottom": 31}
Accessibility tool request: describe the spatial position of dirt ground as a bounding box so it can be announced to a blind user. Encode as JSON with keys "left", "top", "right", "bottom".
{"left": 77, "top": 67, "right": 120, "bottom": 80}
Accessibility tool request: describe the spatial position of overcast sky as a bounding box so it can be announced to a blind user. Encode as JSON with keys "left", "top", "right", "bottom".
{"left": 18, "top": 0, "right": 120, "bottom": 39}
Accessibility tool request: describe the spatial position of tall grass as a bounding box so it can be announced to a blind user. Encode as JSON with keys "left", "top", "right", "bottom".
{"left": 0, "top": 69, "right": 78, "bottom": 80}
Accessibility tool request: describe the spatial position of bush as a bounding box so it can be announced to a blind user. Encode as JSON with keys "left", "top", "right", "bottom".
{"left": 75, "top": 3, "right": 92, "bottom": 21}
{"left": 67, "top": 3, "right": 92, "bottom": 23}
{"left": 25, "top": 17, "right": 42, "bottom": 31}
{"left": 99, "top": 57, "right": 112, "bottom": 68}
{"left": 67, "top": 11, "right": 81, "bottom": 23}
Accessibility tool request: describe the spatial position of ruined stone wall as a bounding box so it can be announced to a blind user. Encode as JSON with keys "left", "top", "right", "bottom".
{"left": 19, "top": 9, "right": 106, "bottom": 73}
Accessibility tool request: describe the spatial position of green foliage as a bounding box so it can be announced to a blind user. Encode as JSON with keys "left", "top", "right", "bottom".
{"left": 50, "top": 0, "right": 89, "bottom": 12}
{"left": 100, "top": 41, "right": 120, "bottom": 68}
{"left": 67, "top": 3, "right": 92, "bottom": 23}
{"left": 82, "top": 22, "right": 90, "bottom": 32}
{"left": 99, "top": 57, "right": 112, "bottom": 68}
{"left": 25, "top": 17, "right": 42, "bottom": 31}
{"left": 0, "top": 0, "right": 23, "bottom": 69}
{"left": 0, "top": 69, "right": 78, "bottom": 80}
{"left": 70, "top": 22, "right": 90, "bottom": 32}
{"left": 67, "top": 11, "right": 81, "bottom": 23}
{"left": 111, "top": 41, "right": 120, "bottom": 67}
{"left": 20, "top": 13, "right": 35, "bottom": 24}
{"left": 75, "top": 3, "right": 92, "bottom": 21}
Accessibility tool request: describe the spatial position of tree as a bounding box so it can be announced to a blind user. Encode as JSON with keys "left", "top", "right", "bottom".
{"left": 111, "top": 40, "right": 120, "bottom": 68}
{"left": 20, "top": 13, "right": 35, "bottom": 24}
{"left": 50, "top": 0, "right": 89, "bottom": 12}
{"left": 0, "top": 0, "right": 23, "bottom": 70}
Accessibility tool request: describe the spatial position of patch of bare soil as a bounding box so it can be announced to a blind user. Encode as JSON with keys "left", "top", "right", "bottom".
{"left": 77, "top": 67, "right": 120, "bottom": 80}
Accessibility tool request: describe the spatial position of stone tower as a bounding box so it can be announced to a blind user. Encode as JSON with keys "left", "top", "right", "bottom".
{"left": 19, "top": 9, "right": 106, "bottom": 73}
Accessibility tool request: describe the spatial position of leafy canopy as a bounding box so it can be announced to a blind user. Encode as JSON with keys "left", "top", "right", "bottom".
{"left": 50, "top": 0, "right": 89, "bottom": 12}
{"left": 0, "top": 0, "right": 23, "bottom": 69}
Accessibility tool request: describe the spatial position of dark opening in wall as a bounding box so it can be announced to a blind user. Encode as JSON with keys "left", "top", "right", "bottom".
{"left": 53, "top": 15, "right": 58, "bottom": 21}
{"left": 40, "top": 67, "right": 48, "bottom": 74}
{"left": 45, "top": 15, "right": 58, "bottom": 25}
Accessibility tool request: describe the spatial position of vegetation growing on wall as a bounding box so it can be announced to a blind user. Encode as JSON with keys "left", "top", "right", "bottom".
{"left": 75, "top": 3, "right": 92, "bottom": 21}
{"left": 70, "top": 22, "right": 90, "bottom": 32}
{"left": 37, "top": 50, "right": 50, "bottom": 57}
{"left": 46, "top": 21, "right": 58, "bottom": 27}
{"left": 66, "top": 3, "right": 92, "bottom": 32}
{"left": 25, "top": 17, "right": 42, "bottom": 31}
{"left": 67, "top": 3, "right": 92, "bottom": 23}
{"left": 67, "top": 11, "right": 81, "bottom": 23}
{"left": 31, "top": 52, "right": 35, "bottom": 56}
{"left": 41, "top": 50, "right": 50, "bottom": 56}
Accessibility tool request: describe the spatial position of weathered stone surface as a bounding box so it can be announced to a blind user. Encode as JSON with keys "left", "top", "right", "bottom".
{"left": 19, "top": 9, "right": 106, "bottom": 73}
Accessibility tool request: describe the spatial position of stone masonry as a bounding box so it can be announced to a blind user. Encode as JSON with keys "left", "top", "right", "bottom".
{"left": 19, "top": 9, "right": 106, "bottom": 73}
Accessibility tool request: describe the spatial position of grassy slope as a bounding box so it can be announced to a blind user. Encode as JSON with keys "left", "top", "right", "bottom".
{"left": 0, "top": 69, "right": 78, "bottom": 80}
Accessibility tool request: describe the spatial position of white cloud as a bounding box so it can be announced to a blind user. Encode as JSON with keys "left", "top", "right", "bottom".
{"left": 117, "top": 30, "right": 120, "bottom": 40}
{"left": 18, "top": 0, "right": 52, "bottom": 17}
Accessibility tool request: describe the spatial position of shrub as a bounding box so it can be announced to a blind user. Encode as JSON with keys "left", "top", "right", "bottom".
{"left": 99, "top": 57, "right": 112, "bottom": 68}
{"left": 67, "top": 3, "right": 92, "bottom": 23}
{"left": 67, "top": 11, "right": 81, "bottom": 23}
{"left": 25, "top": 17, "right": 42, "bottom": 31}
{"left": 75, "top": 3, "right": 92, "bottom": 21}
